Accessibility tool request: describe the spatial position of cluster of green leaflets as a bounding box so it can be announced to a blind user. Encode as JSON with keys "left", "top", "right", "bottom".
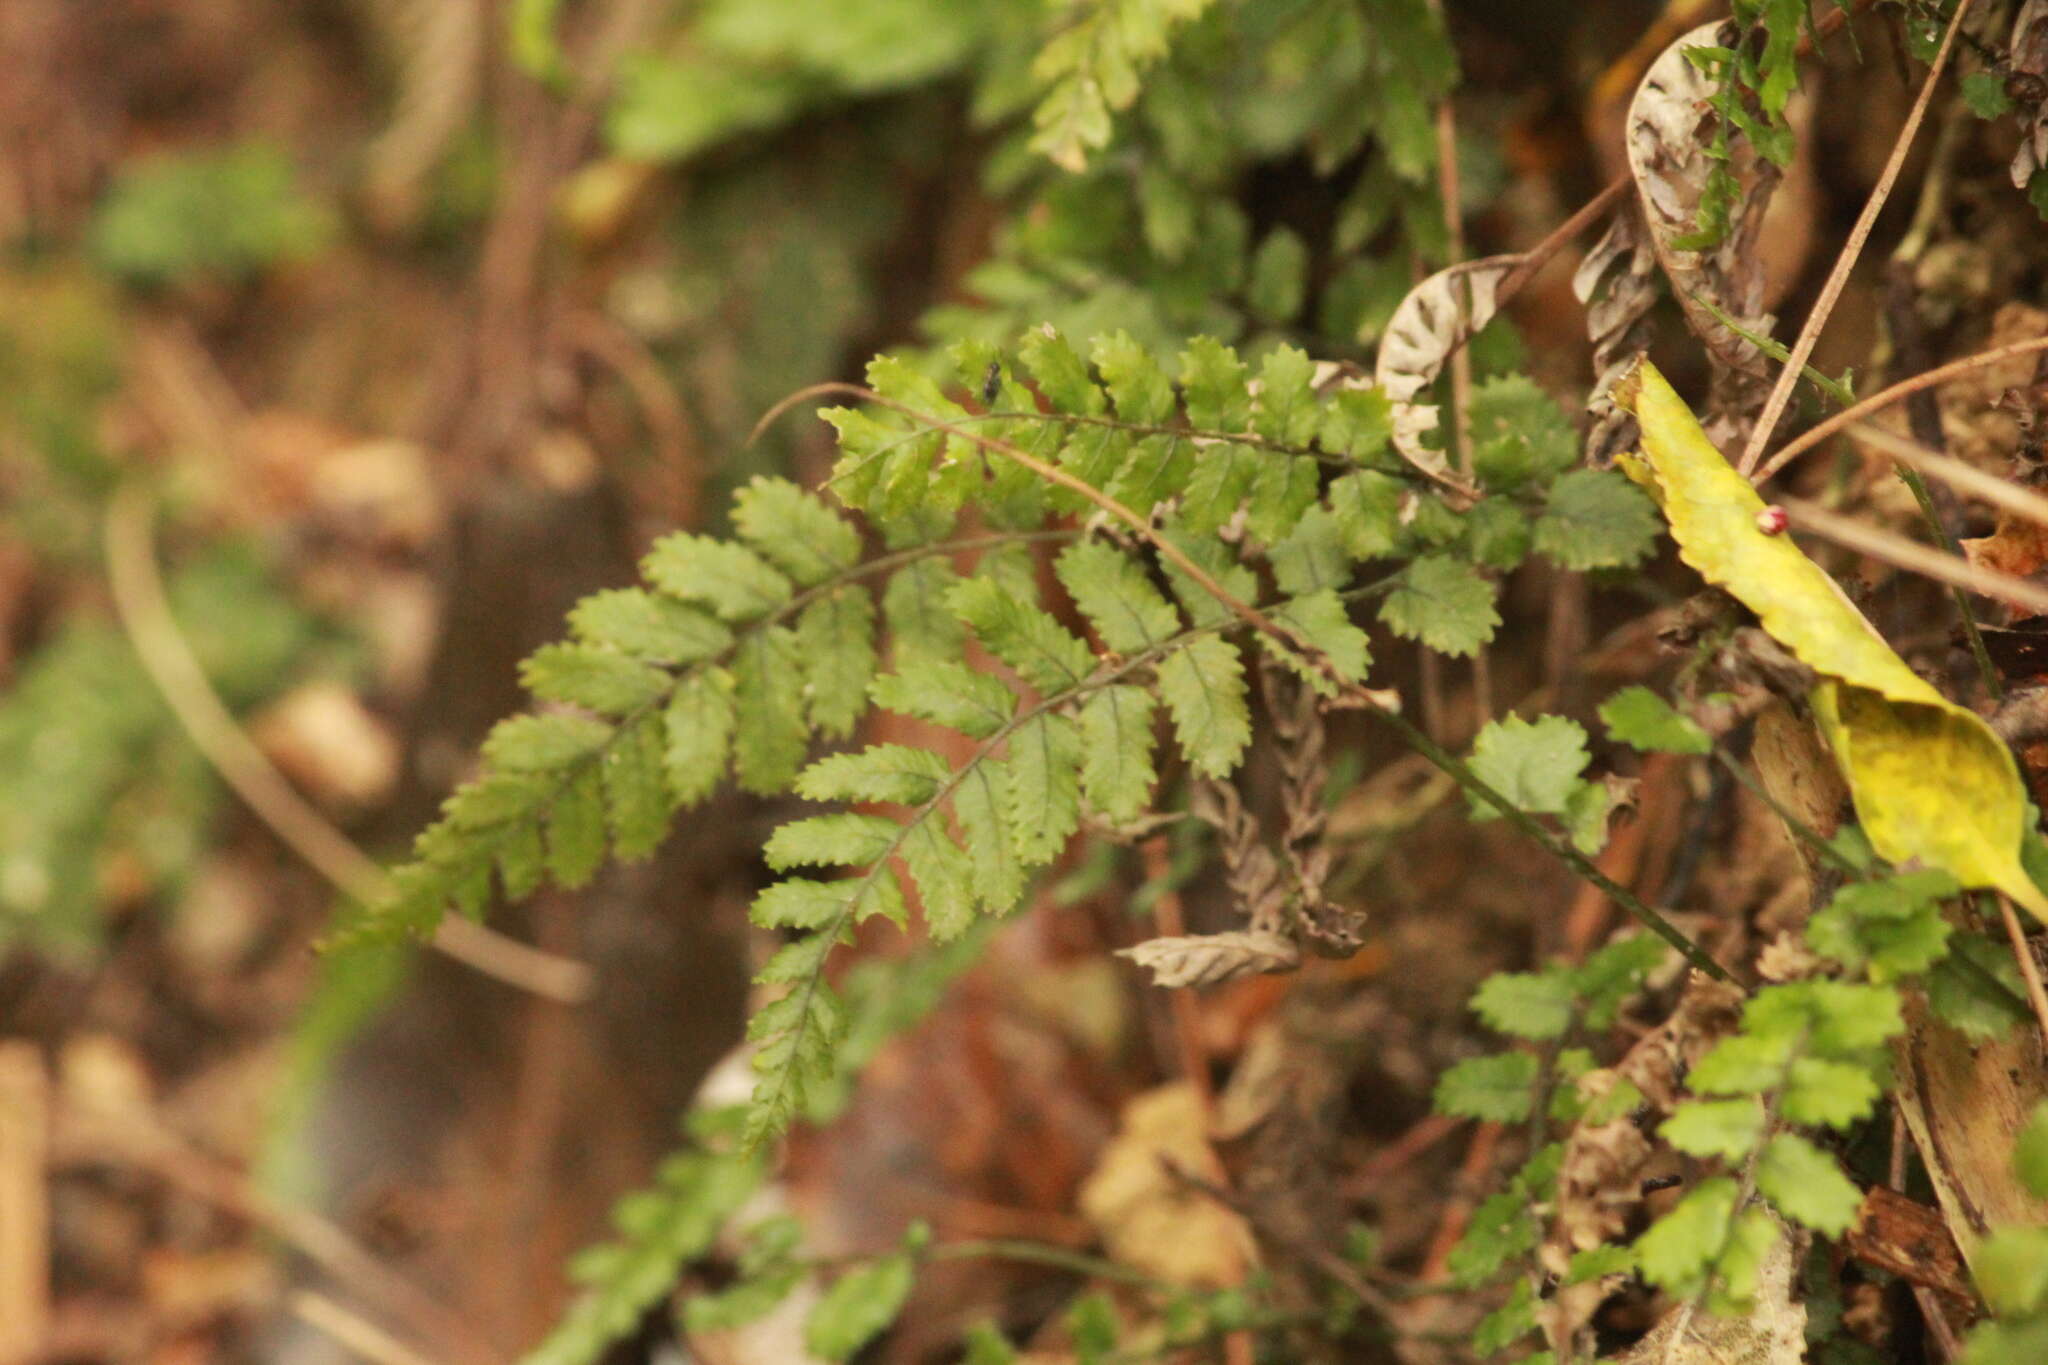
{"left": 1433, "top": 679, "right": 2048, "bottom": 1360}
{"left": 353, "top": 325, "right": 1660, "bottom": 1162}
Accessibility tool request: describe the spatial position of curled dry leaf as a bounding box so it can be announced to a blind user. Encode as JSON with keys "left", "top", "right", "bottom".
{"left": 1260, "top": 660, "right": 1365, "bottom": 956}
{"left": 1078, "top": 1082, "right": 1255, "bottom": 1288}
{"left": 1541, "top": 974, "right": 1745, "bottom": 1357}
{"left": 1373, "top": 254, "right": 1522, "bottom": 493}
{"left": 1610, "top": 1221, "right": 1805, "bottom": 1365}
{"left": 2012, "top": 0, "right": 2048, "bottom": 192}
{"left": 1573, "top": 204, "right": 1659, "bottom": 465}
{"left": 1625, "top": 22, "right": 1779, "bottom": 448}
{"left": 1191, "top": 778, "right": 1289, "bottom": 933}
{"left": 1118, "top": 930, "right": 1301, "bottom": 989}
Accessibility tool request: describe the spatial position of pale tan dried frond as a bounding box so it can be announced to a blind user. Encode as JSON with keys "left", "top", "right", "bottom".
{"left": 1259, "top": 659, "right": 1364, "bottom": 956}
{"left": 1190, "top": 778, "right": 1289, "bottom": 934}
{"left": 1573, "top": 204, "right": 1658, "bottom": 464}
{"left": 1117, "top": 931, "right": 1302, "bottom": 990}
{"left": 2010, "top": 1, "right": 2048, "bottom": 191}
{"left": 1373, "top": 255, "right": 1522, "bottom": 494}
{"left": 1625, "top": 21, "right": 1780, "bottom": 448}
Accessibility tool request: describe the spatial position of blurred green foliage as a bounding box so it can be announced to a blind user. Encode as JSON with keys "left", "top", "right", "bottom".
{"left": 90, "top": 142, "right": 336, "bottom": 287}
{"left": 0, "top": 545, "right": 322, "bottom": 954}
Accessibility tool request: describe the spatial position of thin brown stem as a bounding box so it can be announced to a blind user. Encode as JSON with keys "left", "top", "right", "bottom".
{"left": 103, "top": 484, "right": 594, "bottom": 1004}
{"left": 1996, "top": 895, "right": 2048, "bottom": 1051}
{"left": 1738, "top": 0, "right": 1975, "bottom": 473}
{"left": 754, "top": 382, "right": 1370, "bottom": 697}
{"left": 1778, "top": 496, "right": 2048, "bottom": 615}
{"left": 1848, "top": 421, "right": 2048, "bottom": 529}
{"left": 1754, "top": 337, "right": 2048, "bottom": 485}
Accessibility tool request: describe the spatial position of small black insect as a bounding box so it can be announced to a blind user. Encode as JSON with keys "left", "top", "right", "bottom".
{"left": 980, "top": 360, "right": 1002, "bottom": 407}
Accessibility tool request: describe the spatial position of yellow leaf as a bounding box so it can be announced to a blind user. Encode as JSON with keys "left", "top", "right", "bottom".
{"left": 1615, "top": 361, "right": 2048, "bottom": 919}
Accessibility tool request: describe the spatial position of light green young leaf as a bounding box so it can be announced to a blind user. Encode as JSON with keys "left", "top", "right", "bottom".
{"left": 732, "top": 476, "right": 862, "bottom": 587}
{"left": 497, "top": 819, "right": 546, "bottom": 901}
{"left": 1466, "top": 715, "right": 1590, "bottom": 819}
{"left": 870, "top": 663, "right": 1015, "bottom": 739}
{"left": 483, "top": 712, "right": 612, "bottom": 772}
{"left": 883, "top": 558, "right": 965, "bottom": 666}
{"left": 1635, "top": 1176, "right": 1737, "bottom": 1294}
{"left": 547, "top": 767, "right": 608, "bottom": 888}
{"left": 1326, "top": 469, "right": 1404, "bottom": 561}
{"left": 602, "top": 715, "right": 672, "bottom": 860}
{"left": 1574, "top": 934, "right": 1669, "bottom": 1027}
{"left": 949, "top": 576, "right": 1095, "bottom": 694}
{"left": 1974, "top": 1226, "right": 2048, "bottom": 1317}
{"left": 1269, "top": 506, "right": 1348, "bottom": 595}
{"left": 2018, "top": 1102, "right": 2048, "bottom": 1200}
{"left": 1179, "top": 336, "right": 1251, "bottom": 431}
{"left": 1246, "top": 454, "right": 1322, "bottom": 545}
{"left": 1092, "top": 330, "right": 1176, "bottom": 424}
{"left": 1535, "top": 469, "right": 1661, "bottom": 571}
{"left": 954, "top": 760, "right": 1026, "bottom": 912}
{"left": 1078, "top": 685, "right": 1158, "bottom": 822}
{"left": 806, "top": 1252, "right": 914, "bottom": 1362}
{"left": 1662, "top": 1097, "right": 1766, "bottom": 1160}
{"left": 1176, "top": 443, "right": 1259, "bottom": 534}
{"left": 1711, "top": 1205, "right": 1782, "bottom": 1315}
{"left": 1600, "top": 686, "right": 1711, "bottom": 756}
{"left": 1018, "top": 325, "right": 1106, "bottom": 416}
{"left": 1269, "top": 590, "right": 1371, "bottom": 693}
{"left": 1689, "top": 1033, "right": 1796, "bottom": 1096}
{"left": 1247, "top": 230, "right": 1308, "bottom": 325}
{"left": 1380, "top": 555, "right": 1498, "bottom": 656}
{"left": 797, "top": 587, "right": 877, "bottom": 740}
{"left": 796, "top": 744, "right": 950, "bottom": 806}
{"left": 1106, "top": 433, "right": 1195, "bottom": 516}
{"left": 1155, "top": 635, "right": 1251, "bottom": 778}
{"left": 1318, "top": 387, "right": 1393, "bottom": 464}
{"left": 764, "top": 814, "right": 903, "bottom": 871}
{"left": 666, "top": 667, "right": 737, "bottom": 806}
{"left": 1160, "top": 532, "right": 1258, "bottom": 629}
{"left": 902, "top": 820, "right": 977, "bottom": 939}
{"left": 642, "top": 533, "right": 794, "bottom": 622}
{"left": 1434, "top": 1051, "right": 1537, "bottom": 1122}
{"left": 571, "top": 588, "right": 733, "bottom": 664}
{"left": 753, "top": 871, "right": 906, "bottom": 931}
{"left": 1756, "top": 1134, "right": 1862, "bottom": 1237}
{"left": 732, "top": 626, "right": 809, "bottom": 794}
{"left": 1056, "top": 541, "right": 1180, "bottom": 653}
{"left": 1254, "top": 344, "right": 1319, "bottom": 446}
{"left": 1779, "top": 1057, "right": 1881, "bottom": 1129}
{"left": 1470, "top": 970, "right": 1575, "bottom": 1041}
{"left": 1006, "top": 712, "right": 1083, "bottom": 865}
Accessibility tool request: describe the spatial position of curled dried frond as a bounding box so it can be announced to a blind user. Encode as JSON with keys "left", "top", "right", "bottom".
{"left": 1260, "top": 659, "right": 1364, "bottom": 956}
{"left": 1625, "top": 22, "right": 1781, "bottom": 448}
{"left": 2013, "top": 1, "right": 2048, "bottom": 191}
{"left": 1374, "top": 254, "right": 1523, "bottom": 494}
{"left": 1191, "top": 776, "right": 1290, "bottom": 934}
{"left": 1540, "top": 974, "right": 1745, "bottom": 1355}
{"left": 1573, "top": 204, "right": 1659, "bottom": 465}
{"left": 1117, "top": 930, "right": 1302, "bottom": 989}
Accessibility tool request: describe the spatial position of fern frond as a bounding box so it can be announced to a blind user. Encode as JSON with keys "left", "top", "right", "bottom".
{"left": 1156, "top": 635, "right": 1251, "bottom": 778}
{"left": 523, "top": 1111, "right": 764, "bottom": 1365}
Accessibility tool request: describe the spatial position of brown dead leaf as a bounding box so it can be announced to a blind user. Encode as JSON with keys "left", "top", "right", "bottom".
{"left": 248, "top": 680, "right": 401, "bottom": 809}
{"left": 1608, "top": 1220, "right": 1805, "bottom": 1365}
{"left": 1118, "top": 931, "right": 1300, "bottom": 990}
{"left": 1373, "top": 255, "right": 1521, "bottom": 492}
{"left": 1078, "top": 1083, "right": 1254, "bottom": 1289}
{"left": 1624, "top": 22, "right": 1781, "bottom": 447}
